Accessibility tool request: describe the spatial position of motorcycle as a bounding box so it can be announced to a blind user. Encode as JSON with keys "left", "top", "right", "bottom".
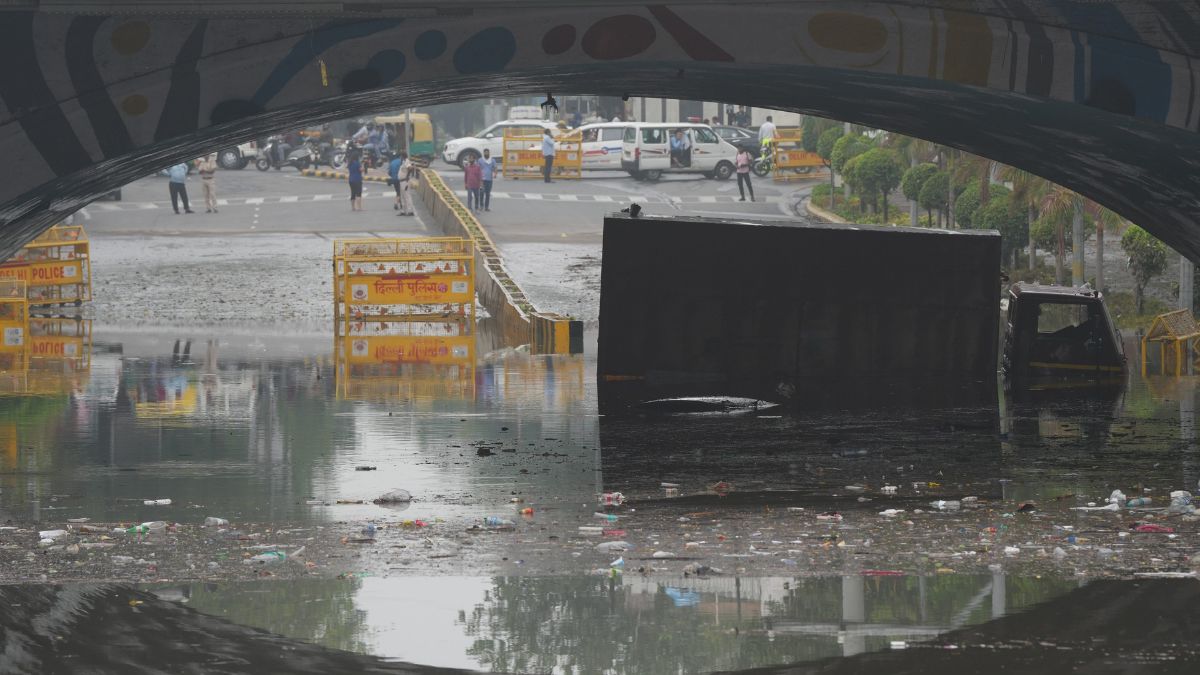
{"left": 255, "top": 136, "right": 315, "bottom": 171}
{"left": 751, "top": 140, "right": 773, "bottom": 177}
{"left": 332, "top": 140, "right": 381, "bottom": 172}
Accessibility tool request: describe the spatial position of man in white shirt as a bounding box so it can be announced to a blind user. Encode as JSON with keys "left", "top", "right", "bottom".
{"left": 541, "top": 128, "right": 556, "bottom": 183}
{"left": 757, "top": 115, "right": 777, "bottom": 144}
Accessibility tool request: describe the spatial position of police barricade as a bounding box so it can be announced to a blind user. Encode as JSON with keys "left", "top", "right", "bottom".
{"left": 335, "top": 319, "right": 475, "bottom": 401}
{"left": 771, "top": 127, "right": 825, "bottom": 183}
{"left": 333, "top": 237, "right": 475, "bottom": 329}
{"left": 502, "top": 129, "right": 582, "bottom": 180}
{"left": 0, "top": 225, "right": 91, "bottom": 307}
{"left": 0, "top": 280, "right": 28, "bottom": 359}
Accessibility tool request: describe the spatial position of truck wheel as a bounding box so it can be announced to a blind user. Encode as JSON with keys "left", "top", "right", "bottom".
{"left": 217, "top": 148, "right": 243, "bottom": 170}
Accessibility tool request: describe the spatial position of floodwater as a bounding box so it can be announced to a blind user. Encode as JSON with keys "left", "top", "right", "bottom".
{"left": 1, "top": 322, "right": 1199, "bottom": 673}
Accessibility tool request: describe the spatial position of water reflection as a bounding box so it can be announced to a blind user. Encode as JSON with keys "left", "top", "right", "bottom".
{"left": 0, "top": 325, "right": 593, "bottom": 525}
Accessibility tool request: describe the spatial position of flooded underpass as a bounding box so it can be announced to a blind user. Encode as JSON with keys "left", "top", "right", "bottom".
{"left": 1, "top": 322, "right": 1199, "bottom": 672}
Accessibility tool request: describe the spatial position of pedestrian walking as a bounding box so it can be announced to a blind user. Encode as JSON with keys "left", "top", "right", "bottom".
{"left": 197, "top": 154, "right": 218, "bottom": 213}
{"left": 735, "top": 147, "right": 755, "bottom": 202}
{"left": 478, "top": 149, "right": 497, "bottom": 212}
{"left": 167, "top": 162, "right": 193, "bottom": 214}
{"left": 463, "top": 156, "right": 483, "bottom": 211}
{"left": 541, "top": 128, "right": 556, "bottom": 183}
{"left": 347, "top": 151, "right": 363, "bottom": 211}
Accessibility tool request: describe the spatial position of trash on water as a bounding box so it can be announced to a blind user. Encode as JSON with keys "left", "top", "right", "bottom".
{"left": 1053, "top": 547, "right": 1067, "bottom": 559}
{"left": 880, "top": 485, "right": 898, "bottom": 495}
{"left": 596, "top": 541, "right": 632, "bottom": 553}
{"left": 578, "top": 526, "right": 604, "bottom": 534}
{"left": 683, "top": 563, "right": 723, "bottom": 576}
{"left": 1132, "top": 523, "right": 1175, "bottom": 533}
{"left": 518, "top": 507, "right": 534, "bottom": 516}
{"left": 119, "top": 521, "right": 167, "bottom": 535}
{"left": 111, "top": 555, "right": 134, "bottom": 566}
{"left": 1004, "top": 546, "right": 1020, "bottom": 556}
{"left": 930, "top": 500, "right": 960, "bottom": 511}
{"left": 304, "top": 499, "right": 325, "bottom": 505}
{"left": 67, "top": 518, "right": 90, "bottom": 523}
{"left": 816, "top": 512, "right": 842, "bottom": 521}
{"left": 143, "top": 499, "right": 172, "bottom": 506}
{"left": 593, "top": 512, "right": 618, "bottom": 522}
{"left": 362, "top": 523, "right": 377, "bottom": 538}
{"left": 845, "top": 485, "right": 866, "bottom": 493}
{"left": 38, "top": 529, "right": 67, "bottom": 540}
{"left": 483, "top": 516, "right": 515, "bottom": 530}
{"left": 1071, "top": 503, "right": 1119, "bottom": 512}
{"left": 602, "top": 529, "right": 627, "bottom": 537}
{"left": 610, "top": 557, "right": 625, "bottom": 568}
{"left": 355, "top": 466, "right": 377, "bottom": 471}
{"left": 374, "top": 489, "right": 412, "bottom": 504}
{"left": 599, "top": 492, "right": 625, "bottom": 506}
{"left": 660, "top": 482, "right": 680, "bottom": 488}
{"left": 244, "top": 551, "right": 287, "bottom": 564}
{"left": 1126, "top": 498, "right": 1153, "bottom": 507}
{"left": 890, "top": 641, "right": 908, "bottom": 650}
{"left": 709, "top": 481, "right": 734, "bottom": 495}
{"left": 204, "top": 517, "right": 229, "bottom": 527}
{"left": 651, "top": 551, "right": 677, "bottom": 559}
{"left": 879, "top": 509, "right": 905, "bottom": 517}
{"left": 1107, "top": 490, "right": 1126, "bottom": 505}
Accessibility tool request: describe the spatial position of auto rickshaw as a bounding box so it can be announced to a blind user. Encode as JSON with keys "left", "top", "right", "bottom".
{"left": 374, "top": 113, "right": 435, "bottom": 163}
{"left": 1001, "top": 283, "right": 1126, "bottom": 385}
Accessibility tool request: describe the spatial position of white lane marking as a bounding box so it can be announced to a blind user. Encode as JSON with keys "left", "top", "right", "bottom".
{"left": 95, "top": 203, "right": 120, "bottom": 211}
{"left": 137, "top": 202, "right": 158, "bottom": 209}
{"left": 279, "top": 196, "right": 299, "bottom": 203}
{"left": 698, "top": 196, "right": 716, "bottom": 203}
{"left": 558, "top": 194, "right": 578, "bottom": 201}
{"left": 491, "top": 192, "right": 511, "bottom": 199}
{"left": 313, "top": 194, "right": 332, "bottom": 201}
{"left": 592, "top": 195, "right": 614, "bottom": 202}
{"left": 217, "top": 199, "right": 230, "bottom": 206}
{"left": 245, "top": 197, "right": 264, "bottom": 205}
{"left": 525, "top": 193, "right": 543, "bottom": 200}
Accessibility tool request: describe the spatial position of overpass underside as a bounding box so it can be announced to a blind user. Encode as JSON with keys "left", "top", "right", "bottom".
{"left": 1, "top": 1, "right": 1199, "bottom": 259}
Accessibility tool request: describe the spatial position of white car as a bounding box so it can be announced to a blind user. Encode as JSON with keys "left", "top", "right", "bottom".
{"left": 216, "top": 141, "right": 258, "bottom": 170}
{"left": 620, "top": 123, "right": 738, "bottom": 181}
{"left": 442, "top": 119, "right": 559, "bottom": 167}
{"left": 576, "top": 122, "right": 628, "bottom": 170}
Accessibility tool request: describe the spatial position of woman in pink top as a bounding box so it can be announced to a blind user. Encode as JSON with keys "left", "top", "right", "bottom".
{"left": 735, "top": 148, "right": 755, "bottom": 202}
{"left": 463, "top": 157, "right": 483, "bottom": 212}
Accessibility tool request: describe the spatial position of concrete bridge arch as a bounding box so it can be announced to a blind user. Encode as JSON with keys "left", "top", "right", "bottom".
{"left": 2, "top": 1, "right": 1200, "bottom": 259}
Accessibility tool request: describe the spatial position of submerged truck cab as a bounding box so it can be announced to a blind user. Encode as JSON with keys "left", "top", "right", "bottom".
{"left": 1002, "top": 283, "right": 1126, "bottom": 383}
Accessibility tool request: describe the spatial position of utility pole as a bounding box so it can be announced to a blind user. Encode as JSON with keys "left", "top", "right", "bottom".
{"left": 842, "top": 121, "right": 851, "bottom": 202}
{"left": 403, "top": 108, "right": 411, "bottom": 158}
{"left": 1071, "top": 201, "right": 1085, "bottom": 287}
{"left": 1181, "top": 254, "right": 1194, "bottom": 313}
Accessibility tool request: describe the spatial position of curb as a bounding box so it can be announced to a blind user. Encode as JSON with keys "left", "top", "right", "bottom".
{"left": 804, "top": 197, "right": 849, "bottom": 224}
{"left": 300, "top": 169, "right": 390, "bottom": 183}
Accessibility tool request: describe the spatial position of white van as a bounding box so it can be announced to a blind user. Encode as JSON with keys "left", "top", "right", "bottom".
{"left": 575, "top": 123, "right": 627, "bottom": 170}
{"left": 442, "top": 119, "right": 559, "bottom": 167}
{"left": 621, "top": 123, "right": 738, "bottom": 180}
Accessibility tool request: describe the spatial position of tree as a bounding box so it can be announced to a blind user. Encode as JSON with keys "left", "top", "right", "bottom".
{"left": 954, "top": 180, "right": 983, "bottom": 229}
{"left": 1121, "top": 225, "right": 1168, "bottom": 313}
{"left": 902, "top": 163, "right": 938, "bottom": 225}
{"left": 919, "top": 171, "right": 950, "bottom": 227}
{"left": 802, "top": 116, "right": 838, "bottom": 153}
{"left": 816, "top": 127, "right": 844, "bottom": 208}
{"left": 997, "top": 166, "right": 1050, "bottom": 272}
{"left": 830, "top": 134, "right": 871, "bottom": 180}
{"left": 975, "top": 192, "right": 1028, "bottom": 267}
{"left": 850, "top": 147, "right": 903, "bottom": 221}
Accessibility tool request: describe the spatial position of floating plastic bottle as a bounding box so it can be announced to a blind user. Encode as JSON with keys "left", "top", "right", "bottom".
{"left": 245, "top": 551, "right": 287, "bottom": 564}
{"left": 483, "top": 516, "right": 515, "bottom": 530}
{"left": 204, "top": 517, "right": 229, "bottom": 527}
{"left": 1126, "top": 497, "right": 1153, "bottom": 507}
{"left": 143, "top": 499, "right": 172, "bottom": 506}
{"left": 599, "top": 492, "right": 625, "bottom": 506}
{"left": 121, "top": 521, "right": 167, "bottom": 535}
{"left": 930, "top": 500, "right": 961, "bottom": 511}
{"left": 592, "top": 512, "right": 618, "bottom": 522}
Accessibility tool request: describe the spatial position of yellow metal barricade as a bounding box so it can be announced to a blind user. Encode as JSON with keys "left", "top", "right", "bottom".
{"left": 333, "top": 237, "right": 475, "bottom": 333}
{"left": 502, "top": 129, "right": 582, "bottom": 179}
{"left": 771, "top": 127, "right": 824, "bottom": 182}
{"left": 0, "top": 225, "right": 91, "bottom": 306}
{"left": 1141, "top": 309, "right": 1200, "bottom": 376}
{"left": 334, "top": 319, "right": 476, "bottom": 401}
{"left": 0, "top": 280, "right": 28, "bottom": 355}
